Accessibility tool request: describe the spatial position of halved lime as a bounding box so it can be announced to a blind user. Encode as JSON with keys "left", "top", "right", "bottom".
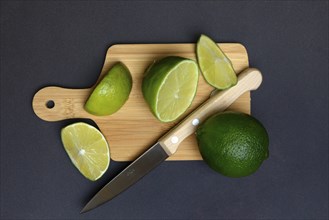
{"left": 142, "top": 56, "right": 199, "bottom": 122}
{"left": 61, "top": 122, "right": 110, "bottom": 181}
{"left": 196, "top": 34, "right": 237, "bottom": 90}
{"left": 85, "top": 62, "right": 132, "bottom": 116}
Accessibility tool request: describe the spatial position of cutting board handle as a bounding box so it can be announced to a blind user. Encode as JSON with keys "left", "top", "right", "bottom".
{"left": 159, "top": 68, "right": 263, "bottom": 156}
{"left": 32, "top": 86, "right": 92, "bottom": 121}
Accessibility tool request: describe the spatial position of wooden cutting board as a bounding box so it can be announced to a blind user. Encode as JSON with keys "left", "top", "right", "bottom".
{"left": 32, "top": 43, "right": 249, "bottom": 161}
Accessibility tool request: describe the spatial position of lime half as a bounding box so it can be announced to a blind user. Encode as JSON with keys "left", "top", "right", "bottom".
{"left": 142, "top": 56, "right": 199, "bottom": 122}
{"left": 61, "top": 122, "right": 110, "bottom": 181}
{"left": 196, "top": 34, "right": 237, "bottom": 90}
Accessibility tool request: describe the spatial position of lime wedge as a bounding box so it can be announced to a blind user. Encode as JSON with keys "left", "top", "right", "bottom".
{"left": 85, "top": 62, "right": 132, "bottom": 116}
{"left": 61, "top": 122, "right": 110, "bottom": 181}
{"left": 142, "top": 56, "right": 199, "bottom": 122}
{"left": 196, "top": 34, "right": 237, "bottom": 89}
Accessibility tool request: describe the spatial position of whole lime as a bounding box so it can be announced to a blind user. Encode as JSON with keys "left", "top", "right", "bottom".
{"left": 196, "top": 111, "right": 269, "bottom": 177}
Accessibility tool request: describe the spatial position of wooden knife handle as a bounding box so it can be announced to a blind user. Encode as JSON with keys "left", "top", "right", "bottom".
{"left": 32, "top": 86, "right": 92, "bottom": 121}
{"left": 159, "top": 68, "right": 263, "bottom": 156}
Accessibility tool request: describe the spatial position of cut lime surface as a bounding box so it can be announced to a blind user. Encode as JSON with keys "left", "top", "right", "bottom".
{"left": 85, "top": 62, "right": 132, "bottom": 116}
{"left": 142, "top": 56, "right": 199, "bottom": 122}
{"left": 196, "top": 34, "right": 237, "bottom": 90}
{"left": 61, "top": 122, "right": 110, "bottom": 181}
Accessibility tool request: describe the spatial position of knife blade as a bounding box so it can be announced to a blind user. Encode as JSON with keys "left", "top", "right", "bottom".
{"left": 81, "top": 143, "right": 168, "bottom": 213}
{"left": 81, "top": 68, "right": 262, "bottom": 213}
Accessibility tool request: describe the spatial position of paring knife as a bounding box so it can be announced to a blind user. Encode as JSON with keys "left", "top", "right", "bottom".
{"left": 81, "top": 68, "right": 263, "bottom": 213}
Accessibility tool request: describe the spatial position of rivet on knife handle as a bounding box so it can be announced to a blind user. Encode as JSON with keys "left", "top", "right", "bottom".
{"left": 159, "top": 68, "right": 263, "bottom": 156}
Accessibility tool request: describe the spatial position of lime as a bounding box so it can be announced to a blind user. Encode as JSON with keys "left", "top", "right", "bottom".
{"left": 61, "top": 122, "right": 110, "bottom": 181}
{"left": 196, "top": 34, "right": 237, "bottom": 90}
{"left": 196, "top": 111, "right": 269, "bottom": 177}
{"left": 85, "top": 62, "right": 132, "bottom": 116}
{"left": 142, "top": 56, "right": 199, "bottom": 122}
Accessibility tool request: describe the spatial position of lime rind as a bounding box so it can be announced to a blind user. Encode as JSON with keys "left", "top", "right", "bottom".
{"left": 84, "top": 62, "right": 132, "bottom": 116}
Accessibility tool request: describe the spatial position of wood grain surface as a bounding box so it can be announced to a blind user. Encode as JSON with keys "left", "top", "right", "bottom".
{"left": 32, "top": 43, "right": 249, "bottom": 161}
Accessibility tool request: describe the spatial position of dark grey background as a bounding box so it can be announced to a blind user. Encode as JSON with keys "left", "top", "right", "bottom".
{"left": 1, "top": 1, "right": 328, "bottom": 219}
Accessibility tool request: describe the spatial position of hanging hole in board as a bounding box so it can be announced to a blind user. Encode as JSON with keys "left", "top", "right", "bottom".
{"left": 46, "top": 100, "right": 55, "bottom": 109}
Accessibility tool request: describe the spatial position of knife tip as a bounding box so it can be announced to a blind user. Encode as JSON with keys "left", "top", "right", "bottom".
{"left": 80, "top": 205, "right": 91, "bottom": 214}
